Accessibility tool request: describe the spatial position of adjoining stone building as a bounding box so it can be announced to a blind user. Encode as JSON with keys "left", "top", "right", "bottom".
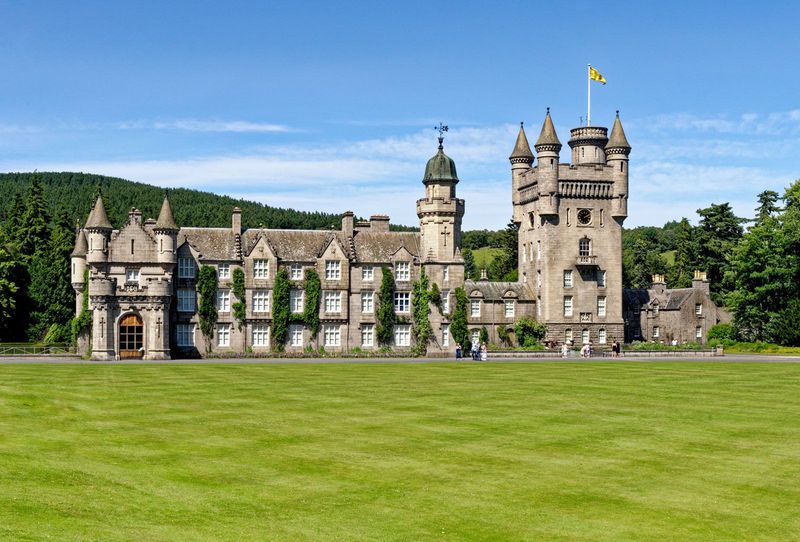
{"left": 72, "top": 136, "right": 464, "bottom": 360}
{"left": 623, "top": 271, "right": 729, "bottom": 344}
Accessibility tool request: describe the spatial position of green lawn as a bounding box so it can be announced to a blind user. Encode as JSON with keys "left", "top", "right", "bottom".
{"left": 1, "top": 362, "right": 799, "bottom": 541}
{"left": 472, "top": 247, "right": 504, "bottom": 270}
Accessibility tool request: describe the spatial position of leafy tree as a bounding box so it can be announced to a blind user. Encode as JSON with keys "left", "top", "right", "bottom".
{"left": 628, "top": 238, "right": 667, "bottom": 289}
{"left": 303, "top": 269, "right": 321, "bottom": 339}
{"left": 271, "top": 267, "right": 290, "bottom": 351}
{"left": 411, "top": 269, "right": 432, "bottom": 355}
{"left": 766, "top": 299, "right": 800, "bottom": 346}
{"left": 376, "top": 267, "right": 396, "bottom": 346}
{"left": 479, "top": 325, "right": 489, "bottom": 345}
{"left": 514, "top": 318, "right": 547, "bottom": 347}
{"left": 462, "top": 248, "right": 477, "bottom": 281}
{"left": 669, "top": 218, "right": 696, "bottom": 288}
{"left": 451, "top": 287, "right": 470, "bottom": 350}
{"left": 696, "top": 202, "right": 744, "bottom": 302}
{"left": 707, "top": 323, "right": 735, "bottom": 343}
{"left": 197, "top": 265, "right": 218, "bottom": 352}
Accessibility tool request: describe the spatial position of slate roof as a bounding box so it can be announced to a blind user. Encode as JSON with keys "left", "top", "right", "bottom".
{"left": 606, "top": 113, "right": 631, "bottom": 150}
{"left": 154, "top": 196, "right": 178, "bottom": 230}
{"left": 352, "top": 231, "right": 420, "bottom": 262}
{"left": 535, "top": 110, "right": 561, "bottom": 149}
{"left": 242, "top": 229, "right": 349, "bottom": 262}
{"left": 509, "top": 122, "right": 534, "bottom": 161}
{"left": 464, "top": 280, "right": 534, "bottom": 301}
{"left": 622, "top": 287, "right": 695, "bottom": 310}
{"left": 71, "top": 229, "right": 88, "bottom": 257}
{"left": 179, "top": 228, "right": 239, "bottom": 261}
{"left": 85, "top": 196, "right": 113, "bottom": 229}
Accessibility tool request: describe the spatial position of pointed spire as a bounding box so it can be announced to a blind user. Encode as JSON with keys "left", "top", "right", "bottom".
{"left": 71, "top": 229, "right": 88, "bottom": 257}
{"left": 85, "top": 195, "right": 112, "bottom": 230}
{"left": 606, "top": 110, "right": 631, "bottom": 150}
{"left": 154, "top": 195, "right": 178, "bottom": 230}
{"left": 535, "top": 108, "right": 562, "bottom": 151}
{"left": 509, "top": 121, "right": 534, "bottom": 163}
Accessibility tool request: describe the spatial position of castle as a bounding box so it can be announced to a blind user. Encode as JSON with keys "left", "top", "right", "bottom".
{"left": 71, "top": 111, "right": 722, "bottom": 359}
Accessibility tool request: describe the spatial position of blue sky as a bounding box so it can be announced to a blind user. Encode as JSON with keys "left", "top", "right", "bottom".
{"left": 1, "top": 1, "right": 798, "bottom": 229}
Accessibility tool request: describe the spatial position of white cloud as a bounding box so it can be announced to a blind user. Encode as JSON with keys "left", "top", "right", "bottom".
{"left": 633, "top": 109, "right": 800, "bottom": 137}
{"left": 118, "top": 119, "right": 291, "bottom": 133}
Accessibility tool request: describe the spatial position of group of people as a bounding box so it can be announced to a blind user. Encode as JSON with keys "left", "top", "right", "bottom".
{"left": 455, "top": 342, "right": 487, "bottom": 361}
{"left": 559, "top": 340, "right": 622, "bottom": 358}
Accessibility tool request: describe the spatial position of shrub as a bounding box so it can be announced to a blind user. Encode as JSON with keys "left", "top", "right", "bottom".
{"left": 514, "top": 318, "right": 546, "bottom": 347}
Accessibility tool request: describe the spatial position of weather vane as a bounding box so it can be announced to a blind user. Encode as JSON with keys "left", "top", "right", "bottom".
{"left": 435, "top": 122, "right": 449, "bottom": 138}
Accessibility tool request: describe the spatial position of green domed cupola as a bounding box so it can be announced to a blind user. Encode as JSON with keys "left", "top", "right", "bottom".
{"left": 423, "top": 136, "right": 459, "bottom": 184}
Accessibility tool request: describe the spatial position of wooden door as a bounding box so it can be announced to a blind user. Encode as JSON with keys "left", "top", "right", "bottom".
{"left": 119, "top": 314, "right": 144, "bottom": 359}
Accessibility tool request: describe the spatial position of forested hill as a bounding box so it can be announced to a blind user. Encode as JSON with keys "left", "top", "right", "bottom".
{"left": 0, "top": 172, "right": 354, "bottom": 230}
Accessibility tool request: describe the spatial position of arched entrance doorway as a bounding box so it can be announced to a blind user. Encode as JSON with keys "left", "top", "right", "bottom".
{"left": 119, "top": 314, "right": 144, "bottom": 359}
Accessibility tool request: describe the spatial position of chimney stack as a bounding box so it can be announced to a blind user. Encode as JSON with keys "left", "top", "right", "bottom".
{"left": 232, "top": 207, "right": 242, "bottom": 235}
{"left": 342, "top": 211, "right": 354, "bottom": 237}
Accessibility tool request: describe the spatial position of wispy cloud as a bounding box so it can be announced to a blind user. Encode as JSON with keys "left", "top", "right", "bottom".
{"left": 118, "top": 119, "right": 292, "bottom": 133}
{"left": 633, "top": 109, "right": 800, "bottom": 136}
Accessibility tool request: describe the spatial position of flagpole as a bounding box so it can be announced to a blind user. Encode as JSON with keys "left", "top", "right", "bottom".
{"left": 587, "top": 64, "right": 591, "bottom": 126}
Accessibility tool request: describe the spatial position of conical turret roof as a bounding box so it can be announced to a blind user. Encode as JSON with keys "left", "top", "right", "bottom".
{"left": 535, "top": 110, "right": 561, "bottom": 149}
{"left": 85, "top": 196, "right": 112, "bottom": 229}
{"left": 423, "top": 138, "right": 459, "bottom": 183}
{"left": 606, "top": 111, "right": 631, "bottom": 150}
{"left": 71, "top": 229, "right": 88, "bottom": 257}
{"left": 154, "top": 195, "right": 178, "bottom": 230}
{"left": 509, "top": 122, "right": 534, "bottom": 162}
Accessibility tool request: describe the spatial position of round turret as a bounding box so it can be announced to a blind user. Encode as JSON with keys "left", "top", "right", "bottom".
{"left": 535, "top": 109, "right": 561, "bottom": 216}
{"left": 153, "top": 195, "right": 178, "bottom": 264}
{"left": 606, "top": 112, "right": 631, "bottom": 219}
{"left": 84, "top": 196, "right": 113, "bottom": 264}
{"left": 568, "top": 126, "right": 609, "bottom": 165}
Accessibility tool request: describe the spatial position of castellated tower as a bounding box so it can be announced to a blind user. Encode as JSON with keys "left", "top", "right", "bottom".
{"left": 417, "top": 134, "right": 466, "bottom": 287}
{"left": 511, "top": 110, "right": 630, "bottom": 346}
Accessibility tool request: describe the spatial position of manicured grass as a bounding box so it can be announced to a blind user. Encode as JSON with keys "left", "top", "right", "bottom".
{"left": 472, "top": 247, "right": 504, "bottom": 270}
{"left": 1, "top": 362, "right": 799, "bottom": 541}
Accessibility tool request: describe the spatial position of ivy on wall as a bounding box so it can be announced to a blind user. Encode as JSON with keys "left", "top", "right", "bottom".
{"left": 303, "top": 269, "right": 321, "bottom": 339}
{"left": 451, "top": 287, "right": 470, "bottom": 350}
{"left": 411, "top": 268, "right": 432, "bottom": 356}
{"left": 231, "top": 267, "right": 246, "bottom": 331}
{"left": 271, "top": 267, "right": 290, "bottom": 351}
{"left": 376, "top": 267, "right": 396, "bottom": 346}
{"left": 70, "top": 269, "right": 91, "bottom": 345}
{"left": 429, "top": 282, "right": 442, "bottom": 313}
{"left": 197, "top": 265, "right": 218, "bottom": 352}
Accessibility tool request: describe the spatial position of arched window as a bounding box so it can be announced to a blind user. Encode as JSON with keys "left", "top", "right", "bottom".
{"left": 579, "top": 238, "right": 591, "bottom": 257}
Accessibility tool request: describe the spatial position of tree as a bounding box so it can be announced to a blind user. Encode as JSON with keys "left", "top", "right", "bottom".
{"left": 0, "top": 232, "right": 19, "bottom": 338}
{"left": 5, "top": 192, "right": 25, "bottom": 245}
{"left": 695, "top": 202, "right": 744, "bottom": 302}
{"left": 514, "top": 318, "right": 547, "bottom": 347}
{"left": 669, "top": 218, "right": 697, "bottom": 288}
{"left": 462, "top": 248, "right": 477, "bottom": 281}
{"left": 755, "top": 190, "right": 781, "bottom": 225}
{"left": 18, "top": 177, "right": 50, "bottom": 260}
{"left": 271, "top": 268, "right": 290, "bottom": 351}
{"left": 628, "top": 238, "right": 667, "bottom": 289}
{"left": 451, "top": 287, "right": 469, "bottom": 350}
{"left": 376, "top": 267, "right": 396, "bottom": 346}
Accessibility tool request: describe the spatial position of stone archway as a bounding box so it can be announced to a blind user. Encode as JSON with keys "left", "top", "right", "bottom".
{"left": 119, "top": 313, "right": 144, "bottom": 359}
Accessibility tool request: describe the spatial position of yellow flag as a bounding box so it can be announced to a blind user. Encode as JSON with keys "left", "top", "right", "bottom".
{"left": 589, "top": 66, "right": 606, "bottom": 84}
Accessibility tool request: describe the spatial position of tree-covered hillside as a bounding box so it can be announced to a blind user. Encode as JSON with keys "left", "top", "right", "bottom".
{"left": 0, "top": 172, "right": 349, "bottom": 230}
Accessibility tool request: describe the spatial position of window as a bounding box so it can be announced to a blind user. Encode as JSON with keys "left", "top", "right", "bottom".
{"left": 537, "top": 270, "right": 541, "bottom": 288}
{"left": 325, "top": 260, "right": 341, "bottom": 280}
{"left": 131, "top": 239, "right": 135, "bottom": 255}
{"left": 563, "top": 270, "right": 573, "bottom": 288}
{"left": 252, "top": 290, "right": 270, "bottom": 313}
{"left": 653, "top": 326, "right": 660, "bottom": 339}
{"left": 582, "top": 328, "right": 590, "bottom": 344}
{"left": 471, "top": 329, "right": 480, "bottom": 345}
{"left": 361, "top": 291, "right": 374, "bottom": 313}
{"left": 442, "top": 324, "right": 450, "bottom": 347}
{"left": 597, "top": 270, "right": 606, "bottom": 288}
{"left": 394, "top": 292, "right": 410, "bottom": 313}
{"left": 523, "top": 272, "right": 528, "bottom": 284}
{"left": 216, "top": 290, "right": 230, "bottom": 312}
{"left": 176, "top": 324, "right": 195, "bottom": 346}
{"left": 217, "top": 324, "right": 230, "bottom": 347}
{"left": 290, "top": 289, "right": 304, "bottom": 313}
{"left": 652, "top": 304, "right": 660, "bottom": 316}
{"left": 579, "top": 238, "right": 591, "bottom": 257}
{"left": 178, "top": 257, "right": 195, "bottom": 278}
{"left": 289, "top": 263, "right": 303, "bottom": 280}
{"left": 598, "top": 328, "right": 607, "bottom": 344}
{"left": 253, "top": 259, "right": 269, "bottom": 279}
{"left": 696, "top": 326, "right": 702, "bottom": 339}
{"left": 323, "top": 325, "right": 341, "bottom": 347}
{"left": 537, "top": 240, "right": 541, "bottom": 260}
{"left": 598, "top": 296, "right": 607, "bottom": 317}
{"left": 471, "top": 299, "right": 481, "bottom": 317}
{"left": 395, "top": 261, "right": 410, "bottom": 281}
{"left": 324, "top": 291, "right": 342, "bottom": 313}
{"left": 218, "top": 263, "right": 230, "bottom": 279}
{"left": 252, "top": 324, "right": 270, "bottom": 347}
{"left": 394, "top": 325, "right": 411, "bottom": 347}
{"left": 290, "top": 324, "right": 303, "bottom": 347}
{"left": 695, "top": 303, "right": 702, "bottom": 316}
{"left": 442, "top": 290, "right": 450, "bottom": 313}
{"left": 361, "top": 265, "right": 374, "bottom": 281}
{"left": 566, "top": 208, "right": 571, "bottom": 226}
{"left": 361, "top": 324, "right": 374, "bottom": 347}
{"left": 443, "top": 265, "right": 449, "bottom": 282}
{"left": 565, "top": 328, "right": 573, "bottom": 343}
{"left": 504, "top": 300, "right": 515, "bottom": 318}
{"left": 177, "top": 289, "right": 195, "bottom": 312}
{"left": 564, "top": 296, "right": 573, "bottom": 317}
{"left": 126, "top": 268, "right": 140, "bottom": 284}
{"left": 521, "top": 245, "right": 526, "bottom": 263}
{"left": 537, "top": 297, "right": 541, "bottom": 317}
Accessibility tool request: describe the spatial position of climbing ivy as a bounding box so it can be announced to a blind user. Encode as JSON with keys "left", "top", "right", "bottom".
{"left": 231, "top": 267, "right": 246, "bottom": 331}
{"left": 451, "top": 287, "right": 470, "bottom": 350}
{"left": 70, "top": 269, "right": 92, "bottom": 344}
{"left": 303, "top": 268, "right": 321, "bottom": 339}
{"left": 376, "top": 267, "right": 396, "bottom": 346}
{"left": 411, "top": 268, "right": 432, "bottom": 356}
{"left": 271, "top": 267, "right": 290, "bottom": 351}
{"left": 429, "top": 282, "right": 442, "bottom": 313}
{"left": 197, "top": 265, "right": 218, "bottom": 352}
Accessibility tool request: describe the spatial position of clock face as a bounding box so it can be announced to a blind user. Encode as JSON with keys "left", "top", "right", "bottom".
{"left": 577, "top": 209, "right": 592, "bottom": 225}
